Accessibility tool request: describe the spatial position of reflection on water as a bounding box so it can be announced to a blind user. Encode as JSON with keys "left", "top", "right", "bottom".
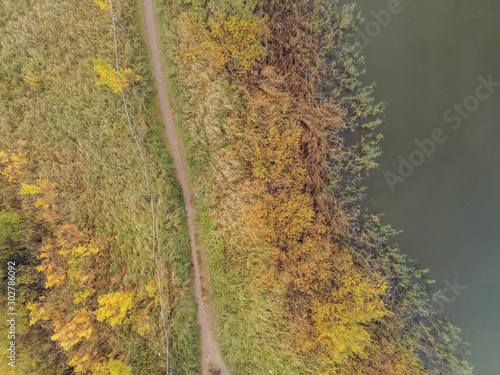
{"left": 350, "top": 0, "right": 500, "bottom": 373}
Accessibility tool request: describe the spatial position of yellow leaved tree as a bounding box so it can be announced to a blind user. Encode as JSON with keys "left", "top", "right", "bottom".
{"left": 51, "top": 308, "right": 93, "bottom": 351}
{"left": 34, "top": 224, "right": 91, "bottom": 288}
{"left": 183, "top": 12, "right": 267, "bottom": 74}
{"left": 26, "top": 223, "right": 111, "bottom": 373}
{"left": 94, "top": 291, "right": 136, "bottom": 327}
{"left": 0, "top": 149, "right": 26, "bottom": 183}
{"left": 93, "top": 58, "right": 141, "bottom": 93}
{"left": 19, "top": 178, "right": 58, "bottom": 210}
{"left": 92, "top": 359, "right": 132, "bottom": 375}
{"left": 299, "top": 257, "right": 390, "bottom": 374}
{"left": 92, "top": 0, "right": 109, "bottom": 11}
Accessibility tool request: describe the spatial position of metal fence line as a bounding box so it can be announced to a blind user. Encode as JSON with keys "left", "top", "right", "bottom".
{"left": 107, "top": 0, "right": 170, "bottom": 373}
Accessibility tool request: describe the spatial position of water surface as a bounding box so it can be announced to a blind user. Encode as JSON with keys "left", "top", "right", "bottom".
{"left": 350, "top": 0, "right": 500, "bottom": 373}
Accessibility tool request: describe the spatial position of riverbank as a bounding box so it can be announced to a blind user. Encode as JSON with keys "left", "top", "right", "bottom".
{"left": 150, "top": 0, "right": 473, "bottom": 373}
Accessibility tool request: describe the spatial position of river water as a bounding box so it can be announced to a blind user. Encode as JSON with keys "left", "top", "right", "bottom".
{"left": 349, "top": 0, "right": 500, "bottom": 373}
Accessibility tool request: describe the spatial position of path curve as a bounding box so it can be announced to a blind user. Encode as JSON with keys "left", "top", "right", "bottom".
{"left": 139, "top": 1, "right": 230, "bottom": 374}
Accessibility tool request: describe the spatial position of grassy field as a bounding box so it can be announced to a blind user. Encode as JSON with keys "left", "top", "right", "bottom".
{"left": 0, "top": 0, "right": 199, "bottom": 373}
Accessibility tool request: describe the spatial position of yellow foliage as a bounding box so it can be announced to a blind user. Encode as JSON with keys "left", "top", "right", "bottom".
{"left": 51, "top": 308, "right": 93, "bottom": 350}
{"left": 19, "top": 183, "right": 43, "bottom": 195}
{"left": 143, "top": 279, "right": 160, "bottom": 307}
{"left": 144, "top": 279, "right": 157, "bottom": 298}
{"left": 27, "top": 223, "right": 108, "bottom": 372}
{"left": 27, "top": 298, "right": 50, "bottom": 326}
{"left": 93, "top": 58, "right": 141, "bottom": 93}
{"left": 136, "top": 310, "right": 152, "bottom": 336}
{"left": 242, "top": 118, "right": 318, "bottom": 248}
{"left": 108, "top": 359, "right": 132, "bottom": 375}
{"left": 36, "top": 262, "right": 66, "bottom": 288}
{"left": 19, "top": 179, "right": 58, "bottom": 211}
{"left": 299, "top": 263, "right": 390, "bottom": 374}
{"left": 34, "top": 197, "right": 49, "bottom": 209}
{"left": 70, "top": 244, "right": 100, "bottom": 258}
{"left": 92, "top": 0, "right": 109, "bottom": 11}
{"left": 74, "top": 289, "right": 95, "bottom": 305}
{"left": 230, "top": 93, "right": 394, "bottom": 372}
{"left": 0, "top": 149, "right": 26, "bottom": 183}
{"left": 94, "top": 291, "right": 135, "bottom": 327}
{"left": 251, "top": 121, "right": 306, "bottom": 183}
{"left": 35, "top": 224, "right": 97, "bottom": 288}
{"left": 183, "top": 12, "right": 266, "bottom": 74}
{"left": 23, "top": 72, "right": 43, "bottom": 86}
{"left": 338, "top": 338, "right": 427, "bottom": 375}
{"left": 91, "top": 359, "right": 132, "bottom": 375}
{"left": 69, "top": 350, "right": 100, "bottom": 374}
{"left": 91, "top": 362, "right": 109, "bottom": 375}
{"left": 259, "top": 189, "right": 315, "bottom": 246}
{"left": 36, "top": 178, "right": 57, "bottom": 193}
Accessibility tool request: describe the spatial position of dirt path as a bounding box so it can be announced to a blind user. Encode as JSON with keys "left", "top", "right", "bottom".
{"left": 139, "top": 1, "right": 230, "bottom": 374}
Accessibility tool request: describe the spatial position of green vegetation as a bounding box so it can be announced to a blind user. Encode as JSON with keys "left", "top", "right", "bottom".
{"left": 0, "top": 0, "right": 473, "bottom": 374}
{"left": 153, "top": 0, "right": 473, "bottom": 373}
{"left": 0, "top": 0, "right": 198, "bottom": 373}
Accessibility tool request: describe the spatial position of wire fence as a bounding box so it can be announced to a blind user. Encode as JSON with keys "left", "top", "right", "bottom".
{"left": 107, "top": 0, "right": 170, "bottom": 373}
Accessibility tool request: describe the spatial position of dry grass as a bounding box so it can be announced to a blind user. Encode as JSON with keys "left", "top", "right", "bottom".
{"left": 151, "top": 1, "right": 314, "bottom": 373}
{"left": 0, "top": 0, "right": 199, "bottom": 373}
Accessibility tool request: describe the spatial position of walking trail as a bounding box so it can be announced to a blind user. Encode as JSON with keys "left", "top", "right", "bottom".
{"left": 140, "top": 1, "right": 230, "bottom": 374}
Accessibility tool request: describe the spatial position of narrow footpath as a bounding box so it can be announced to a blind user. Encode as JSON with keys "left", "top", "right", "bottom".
{"left": 140, "top": 1, "right": 230, "bottom": 373}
